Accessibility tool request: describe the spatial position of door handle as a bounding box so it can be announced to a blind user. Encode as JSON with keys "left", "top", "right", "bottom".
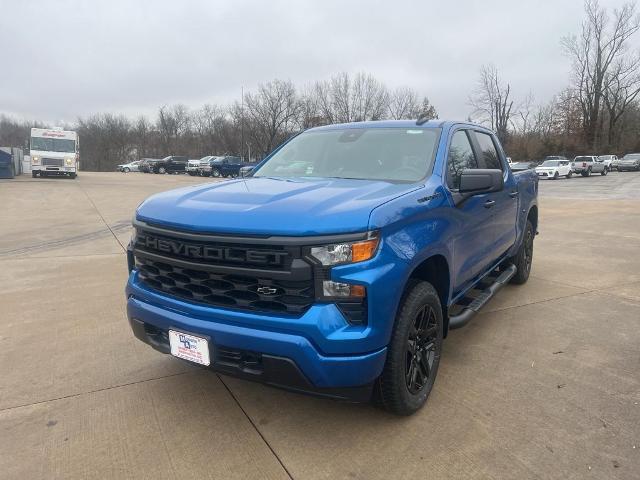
{"left": 509, "top": 191, "right": 519, "bottom": 198}
{"left": 484, "top": 200, "right": 496, "bottom": 209}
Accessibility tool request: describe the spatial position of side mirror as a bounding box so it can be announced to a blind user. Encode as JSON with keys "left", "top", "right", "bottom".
{"left": 459, "top": 169, "right": 504, "bottom": 195}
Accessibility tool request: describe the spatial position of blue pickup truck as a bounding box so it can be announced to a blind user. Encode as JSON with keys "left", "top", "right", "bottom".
{"left": 201, "top": 156, "right": 259, "bottom": 178}
{"left": 126, "top": 120, "right": 538, "bottom": 415}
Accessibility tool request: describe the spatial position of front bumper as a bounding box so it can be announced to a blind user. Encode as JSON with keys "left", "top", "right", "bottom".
{"left": 33, "top": 166, "right": 76, "bottom": 175}
{"left": 126, "top": 271, "right": 388, "bottom": 399}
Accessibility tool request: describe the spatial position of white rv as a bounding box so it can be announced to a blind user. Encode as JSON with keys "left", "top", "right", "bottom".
{"left": 30, "top": 128, "right": 79, "bottom": 178}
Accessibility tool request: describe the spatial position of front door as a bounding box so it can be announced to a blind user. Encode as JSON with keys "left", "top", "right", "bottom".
{"left": 470, "top": 130, "right": 517, "bottom": 260}
{"left": 444, "top": 129, "right": 497, "bottom": 296}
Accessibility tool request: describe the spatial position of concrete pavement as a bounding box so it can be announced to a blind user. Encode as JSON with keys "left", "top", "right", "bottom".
{"left": 1, "top": 171, "right": 638, "bottom": 479}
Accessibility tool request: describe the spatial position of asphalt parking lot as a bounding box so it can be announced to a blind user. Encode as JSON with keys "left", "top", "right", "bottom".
{"left": 1, "top": 171, "right": 639, "bottom": 479}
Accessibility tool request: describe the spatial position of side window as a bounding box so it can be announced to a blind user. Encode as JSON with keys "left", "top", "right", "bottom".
{"left": 475, "top": 132, "right": 502, "bottom": 170}
{"left": 447, "top": 130, "right": 478, "bottom": 190}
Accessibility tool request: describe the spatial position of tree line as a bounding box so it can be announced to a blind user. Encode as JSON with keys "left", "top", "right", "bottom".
{"left": 0, "top": 73, "right": 437, "bottom": 171}
{"left": 1, "top": 0, "right": 639, "bottom": 170}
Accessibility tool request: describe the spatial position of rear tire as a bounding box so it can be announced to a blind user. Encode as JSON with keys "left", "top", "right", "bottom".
{"left": 123, "top": 167, "right": 130, "bottom": 173}
{"left": 601, "top": 168, "right": 607, "bottom": 176}
{"left": 374, "top": 281, "right": 443, "bottom": 416}
{"left": 158, "top": 167, "right": 166, "bottom": 174}
{"left": 507, "top": 219, "right": 534, "bottom": 285}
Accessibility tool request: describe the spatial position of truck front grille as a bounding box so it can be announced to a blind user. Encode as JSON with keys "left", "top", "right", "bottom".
{"left": 42, "top": 158, "right": 63, "bottom": 166}
{"left": 135, "top": 256, "right": 314, "bottom": 315}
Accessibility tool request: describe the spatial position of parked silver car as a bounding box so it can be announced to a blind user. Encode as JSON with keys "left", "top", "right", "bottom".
{"left": 117, "top": 160, "right": 141, "bottom": 172}
{"left": 597, "top": 155, "right": 617, "bottom": 170}
{"left": 617, "top": 153, "right": 640, "bottom": 172}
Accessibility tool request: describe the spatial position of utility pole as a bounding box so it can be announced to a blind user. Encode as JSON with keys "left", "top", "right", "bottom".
{"left": 240, "top": 86, "right": 244, "bottom": 161}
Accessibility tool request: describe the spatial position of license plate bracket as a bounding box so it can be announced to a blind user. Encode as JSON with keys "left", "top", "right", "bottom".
{"left": 168, "top": 330, "right": 211, "bottom": 366}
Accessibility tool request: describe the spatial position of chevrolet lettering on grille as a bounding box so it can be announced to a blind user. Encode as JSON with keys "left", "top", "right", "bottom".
{"left": 136, "top": 232, "right": 288, "bottom": 266}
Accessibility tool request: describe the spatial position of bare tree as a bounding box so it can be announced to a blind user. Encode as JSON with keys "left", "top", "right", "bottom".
{"left": 469, "top": 64, "right": 514, "bottom": 143}
{"left": 603, "top": 54, "right": 640, "bottom": 146}
{"left": 243, "top": 79, "right": 300, "bottom": 156}
{"left": 350, "top": 73, "right": 389, "bottom": 121}
{"left": 388, "top": 87, "right": 420, "bottom": 119}
{"left": 314, "top": 72, "right": 389, "bottom": 123}
{"left": 157, "top": 104, "right": 190, "bottom": 155}
{"left": 297, "top": 85, "right": 325, "bottom": 129}
{"left": 562, "top": 0, "right": 640, "bottom": 148}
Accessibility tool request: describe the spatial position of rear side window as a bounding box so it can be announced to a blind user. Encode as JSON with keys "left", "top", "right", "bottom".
{"left": 447, "top": 130, "right": 478, "bottom": 190}
{"left": 475, "top": 132, "right": 502, "bottom": 170}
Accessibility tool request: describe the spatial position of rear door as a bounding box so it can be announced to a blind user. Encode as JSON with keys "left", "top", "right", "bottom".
{"left": 444, "top": 129, "right": 497, "bottom": 293}
{"left": 470, "top": 130, "right": 518, "bottom": 262}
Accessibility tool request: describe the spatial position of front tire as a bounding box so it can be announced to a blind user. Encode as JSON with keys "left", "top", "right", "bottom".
{"left": 123, "top": 167, "right": 130, "bottom": 173}
{"left": 158, "top": 167, "right": 166, "bottom": 174}
{"left": 566, "top": 171, "right": 572, "bottom": 178}
{"left": 32, "top": 171, "right": 38, "bottom": 178}
{"left": 375, "top": 281, "right": 443, "bottom": 416}
{"left": 601, "top": 168, "right": 607, "bottom": 176}
{"left": 507, "top": 219, "right": 534, "bottom": 285}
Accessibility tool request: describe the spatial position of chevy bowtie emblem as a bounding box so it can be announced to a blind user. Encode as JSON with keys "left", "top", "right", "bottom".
{"left": 256, "top": 286, "right": 278, "bottom": 295}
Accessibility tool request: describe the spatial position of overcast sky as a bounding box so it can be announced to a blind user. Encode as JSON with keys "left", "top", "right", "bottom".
{"left": 1, "top": 0, "right": 637, "bottom": 125}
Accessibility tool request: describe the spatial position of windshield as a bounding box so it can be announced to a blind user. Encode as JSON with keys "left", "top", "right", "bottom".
{"left": 254, "top": 127, "right": 440, "bottom": 182}
{"left": 30, "top": 137, "right": 75, "bottom": 153}
{"left": 541, "top": 161, "right": 559, "bottom": 167}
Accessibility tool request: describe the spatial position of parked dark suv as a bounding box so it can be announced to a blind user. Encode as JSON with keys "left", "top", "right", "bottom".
{"left": 153, "top": 156, "right": 188, "bottom": 174}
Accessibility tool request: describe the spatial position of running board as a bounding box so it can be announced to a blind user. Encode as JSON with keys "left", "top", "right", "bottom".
{"left": 448, "top": 264, "right": 517, "bottom": 330}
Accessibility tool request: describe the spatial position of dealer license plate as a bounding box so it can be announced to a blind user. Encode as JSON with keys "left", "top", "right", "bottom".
{"left": 169, "top": 330, "right": 211, "bottom": 366}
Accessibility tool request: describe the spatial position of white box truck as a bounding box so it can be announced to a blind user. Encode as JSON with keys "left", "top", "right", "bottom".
{"left": 30, "top": 128, "right": 79, "bottom": 178}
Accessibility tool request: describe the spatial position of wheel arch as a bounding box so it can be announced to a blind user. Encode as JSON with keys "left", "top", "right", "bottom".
{"left": 407, "top": 254, "right": 451, "bottom": 337}
{"left": 527, "top": 205, "right": 538, "bottom": 233}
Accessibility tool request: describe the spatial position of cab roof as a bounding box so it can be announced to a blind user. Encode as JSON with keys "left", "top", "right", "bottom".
{"left": 306, "top": 119, "right": 489, "bottom": 132}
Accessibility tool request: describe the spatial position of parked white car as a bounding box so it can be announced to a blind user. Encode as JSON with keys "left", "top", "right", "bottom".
{"left": 187, "top": 156, "right": 216, "bottom": 176}
{"left": 117, "top": 160, "right": 141, "bottom": 172}
{"left": 535, "top": 159, "right": 573, "bottom": 179}
{"left": 186, "top": 159, "right": 202, "bottom": 176}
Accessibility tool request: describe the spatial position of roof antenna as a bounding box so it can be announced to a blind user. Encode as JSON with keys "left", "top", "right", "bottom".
{"left": 416, "top": 115, "right": 430, "bottom": 126}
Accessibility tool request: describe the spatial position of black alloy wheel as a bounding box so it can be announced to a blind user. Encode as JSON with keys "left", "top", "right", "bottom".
{"left": 406, "top": 304, "right": 439, "bottom": 395}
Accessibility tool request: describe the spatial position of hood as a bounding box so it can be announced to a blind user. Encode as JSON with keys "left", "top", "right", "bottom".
{"left": 136, "top": 177, "right": 420, "bottom": 235}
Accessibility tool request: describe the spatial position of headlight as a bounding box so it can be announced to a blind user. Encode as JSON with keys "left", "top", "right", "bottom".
{"left": 322, "top": 281, "right": 366, "bottom": 298}
{"left": 65, "top": 158, "right": 74, "bottom": 166}
{"left": 310, "top": 233, "right": 380, "bottom": 266}
{"left": 31, "top": 156, "right": 40, "bottom": 164}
